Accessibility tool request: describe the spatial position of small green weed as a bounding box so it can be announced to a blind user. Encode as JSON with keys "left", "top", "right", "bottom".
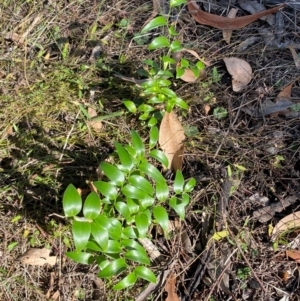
{"left": 237, "top": 267, "right": 251, "bottom": 280}
{"left": 123, "top": 0, "right": 206, "bottom": 126}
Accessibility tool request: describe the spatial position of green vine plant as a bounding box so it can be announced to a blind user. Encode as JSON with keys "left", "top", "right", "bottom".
{"left": 63, "top": 129, "right": 196, "bottom": 290}
{"left": 123, "top": 0, "right": 206, "bottom": 126}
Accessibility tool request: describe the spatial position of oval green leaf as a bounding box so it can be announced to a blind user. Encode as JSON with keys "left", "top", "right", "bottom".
{"left": 148, "top": 117, "right": 158, "bottom": 127}
{"left": 184, "top": 177, "right": 196, "bottom": 192}
{"left": 106, "top": 240, "right": 122, "bottom": 254}
{"left": 107, "top": 218, "right": 122, "bottom": 240}
{"left": 149, "top": 126, "right": 159, "bottom": 148}
{"left": 125, "top": 250, "right": 150, "bottom": 265}
{"left": 128, "top": 175, "right": 154, "bottom": 196}
{"left": 170, "top": 40, "right": 182, "bottom": 52}
{"left": 169, "top": 196, "right": 186, "bottom": 220}
{"left": 156, "top": 182, "right": 169, "bottom": 202}
{"left": 141, "top": 16, "right": 167, "bottom": 33}
{"left": 99, "top": 162, "right": 125, "bottom": 186}
{"left": 98, "top": 258, "right": 127, "bottom": 278}
{"left": 174, "top": 97, "right": 188, "bottom": 110}
{"left": 63, "top": 184, "right": 82, "bottom": 217}
{"left": 126, "top": 198, "right": 140, "bottom": 215}
{"left": 174, "top": 170, "right": 184, "bottom": 194}
{"left": 93, "top": 181, "right": 117, "bottom": 200}
{"left": 115, "top": 201, "right": 131, "bottom": 220}
{"left": 123, "top": 226, "right": 138, "bottom": 238}
{"left": 91, "top": 222, "right": 108, "bottom": 251}
{"left": 66, "top": 251, "right": 93, "bottom": 265}
{"left": 94, "top": 214, "right": 110, "bottom": 228}
{"left": 139, "top": 162, "right": 166, "bottom": 184}
{"left": 149, "top": 149, "right": 169, "bottom": 169}
{"left": 134, "top": 266, "right": 157, "bottom": 283}
{"left": 83, "top": 192, "right": 101, "bottom": 220}
{"left": 72, "top": 220, "right": 91, "bottom": 252}
{"left": 148, "top": 36, "right": 170, "bottom": 50}
{"left": 153, "top": 206, "right": 169, "bottom": 235}
{"left": 123, "top": 99, "right": 137, "bottom": 113}
{"left": 122, "top": 184, "right": 150, "bottom": 200}
{"left": 114, "top": 142, "right": 134, "bottom": 172}
{"left": 135, "top": 213, "right": 149, "bottom": 238}
{"left": 113, "top": 272, "right": 137, "bottom": 290}
{"left": 139, "top": 196, "right": 155, "bottom": 210}
{"left": 86, "top": 241, "right": 102, "bottom": 252}
{"left": 131, "top": 130, "right": 145, "bottom": 157}
{"left": 170, "top": 0, "right": 187, "bottom": 8}
{"left": 121, "top": 239, "right": 145, "bottom": 253}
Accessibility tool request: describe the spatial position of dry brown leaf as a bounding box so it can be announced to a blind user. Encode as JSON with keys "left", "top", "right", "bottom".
{"left": 286, "top": 250, "right": 300, "bottom": 263}
{"left": 277, "top": 82, "right": 293, "bottom": 99}
{"left": 17, "top": 248, "right": 57, "bottom": 266}
{"left": 204, "top": 104, "right": 211, "bottom": 115}
{"left": 224, "top": 57, "right": 252, "bottom": 92}
{"left": 87, "top": 107, "right": 102, "bottom": 132}
{"left": 159, "top": 111, "right": 185, "bottom": 171}
{"left": 165, "top": 274, "right": 180, "bottom": 301}
{"left": 223, "top": 8, "right": 238, "bottom": 44}
{"left": 288, "top": 46, "right": 300, "bottom": 69}
{"left": 179, "top": 68, "right": 206, "bottom": 83}
{"left": 272, "top": 211, "right": 300, "bottom": 241}
{"left": 187, "top": 0, "right": 284, "bottom": 30}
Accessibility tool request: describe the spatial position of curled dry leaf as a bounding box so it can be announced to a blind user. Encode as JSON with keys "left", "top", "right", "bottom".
{"left": 272, "top": 211, "right": 300, "bottom": 241}
{"left": 187, "top": 0, "right": 284, "bottom": 30}
{"left": 159, "top": 111, "right": 185, "bottom": 171}
{"left": 165, "top": 274, "right": 180, "bottom": 301}
{"left": 224, "top": 57, "right": 252, "bottom": 92}
{"left": 17, "top": 248, "right": 57, "bottom": 266}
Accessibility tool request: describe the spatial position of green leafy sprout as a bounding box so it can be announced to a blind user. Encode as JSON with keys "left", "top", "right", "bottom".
{"left": 63, "top": 129, "right": 196, "bottom": 290}
{"left": 123, "top": 0, "right": 207, "bottom": 126}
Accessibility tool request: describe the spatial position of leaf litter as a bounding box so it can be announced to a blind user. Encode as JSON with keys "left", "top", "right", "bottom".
{"left": 242, "top": 80, "right": 300, "bottom": 117}
{"left": 159, "top": 111, "right": 185, "bottom": 171}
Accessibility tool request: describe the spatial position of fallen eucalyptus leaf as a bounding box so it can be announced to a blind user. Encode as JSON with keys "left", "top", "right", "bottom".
{"left": 187, "top": 0, "right": 284, "bottom": 30}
